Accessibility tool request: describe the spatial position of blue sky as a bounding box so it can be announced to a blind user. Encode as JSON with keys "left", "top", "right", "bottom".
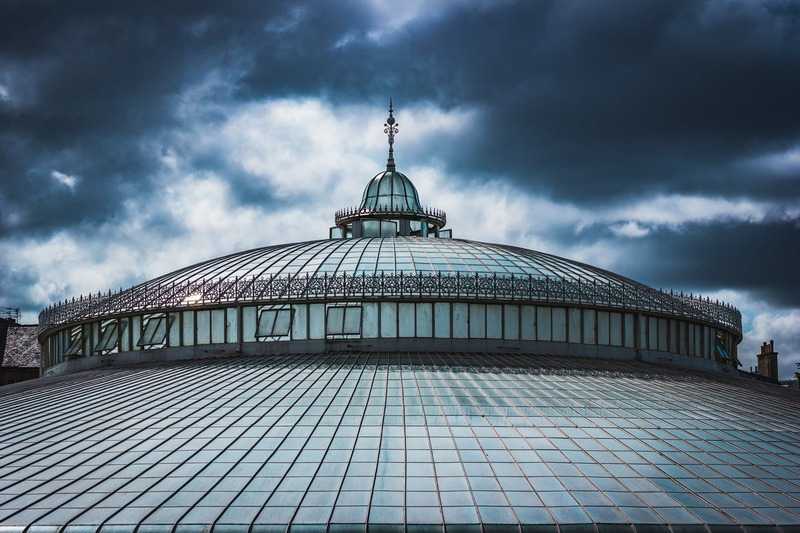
{"left": 0, "top": 1, "right": 798, "bottom": 376}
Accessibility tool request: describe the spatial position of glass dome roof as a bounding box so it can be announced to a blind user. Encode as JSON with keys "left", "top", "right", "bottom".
{"left": 38, "top": 236, "right": 742, "bottom": 337}
{"left": 359, "top": 170, "right": 424, "bottom": 213}
{"left": 148, "top": 237, "right": 634, "bottom": 286}
{"left": 36, "top": 100, "right": 741, "bottom": 339}
{"left": 3, "top": 353, "right": 799, "bottom": 532}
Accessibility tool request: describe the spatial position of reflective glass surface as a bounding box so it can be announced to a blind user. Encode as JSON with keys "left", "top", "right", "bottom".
{"left": 127, "top": 237, "right": 634, "bottom": 286}
{"left": 360, "top": 171, "right": 423, "bottom": 212}
{"left": 1, "top": 354, "right": 799, "bottom": 532}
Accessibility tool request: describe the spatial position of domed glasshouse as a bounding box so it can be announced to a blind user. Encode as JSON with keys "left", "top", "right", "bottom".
{"left": 2, "top": 103, "right": 799, "bottom": 533}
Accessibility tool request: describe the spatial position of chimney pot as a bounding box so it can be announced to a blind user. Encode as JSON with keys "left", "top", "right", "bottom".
{"left": 756, "top": 340, "right": 779, "bottom": 380}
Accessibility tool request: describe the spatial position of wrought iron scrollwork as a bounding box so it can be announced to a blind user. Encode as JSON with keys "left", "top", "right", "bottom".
{"left": 38, "top": 271, "right": 743, "bottom": 338}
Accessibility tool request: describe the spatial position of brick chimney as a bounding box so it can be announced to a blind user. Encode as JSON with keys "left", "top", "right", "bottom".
{"left": 756, "top": 340, "right": 778, "bottom": 380}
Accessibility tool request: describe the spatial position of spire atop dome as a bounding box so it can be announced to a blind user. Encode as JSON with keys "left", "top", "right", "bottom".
{"left": 329, "top": 99, "right": 448, "bottom": 239}
{"left": 384, "top": 97, "right": 398, "bottom": 171}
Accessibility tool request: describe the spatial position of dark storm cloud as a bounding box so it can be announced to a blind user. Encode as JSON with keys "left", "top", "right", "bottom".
{"left": 0, "top": 1, "right": 367, "bottom": 237}
{"left": 0, "top": 262, "right": 39, "bottom": 322}
{"left": 1, "top": 0, "right": 800, "bottom": 316}
{"left": 237, "top": 1, "right": 800, "bottom": 203}
{"left": 564, "top": 219, "right": 800, "bottom": 307}
{"left": 3, "top": 0, "right": 799, "bottom": 230}
{"left": 630, "top": 220, "right": 800, "bottom": 306}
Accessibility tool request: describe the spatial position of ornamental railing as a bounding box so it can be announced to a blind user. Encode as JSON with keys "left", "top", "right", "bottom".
{"left": 335, "top": 206, "right": 447, "bottom": 228}
{"left": 38, "top": 272, "right": 742, "bottom": 337}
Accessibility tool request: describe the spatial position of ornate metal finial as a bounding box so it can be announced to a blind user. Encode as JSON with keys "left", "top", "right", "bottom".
{"left": 384, "top": 97, "right": 398, "bottom": 171}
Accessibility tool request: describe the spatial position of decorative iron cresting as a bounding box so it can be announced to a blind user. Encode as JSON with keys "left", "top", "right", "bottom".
{"left": 39, "top": 271, "right": 742, "bottom": 337}
{"left": 335, "top": 205, "right": 447, "bottom": 227}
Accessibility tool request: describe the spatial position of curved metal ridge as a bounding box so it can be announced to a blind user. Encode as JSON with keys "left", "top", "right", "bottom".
{"left": 335, "top": 205, "right": 447, "bottom": 227}
{"left": 38, "top": 271, "right": 742, "bottom": 337}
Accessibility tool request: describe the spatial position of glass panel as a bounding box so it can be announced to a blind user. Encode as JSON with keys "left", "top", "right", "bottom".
{"left": 486, "top": 304, "right": 502, "bottom": 339}
{"left": 399, "top": 303, "right": 415, "bottom": 337}
{"left": 416, "top": 303, "right": 432, "bottom": 338}
{"left": 669, "top": 319, "right": 679, "bottom": 353}
{"left": 65, "top": 328, "right": 73, "bottom": 357}
{"left": 521, "top": 305, "right": 536, "bottom": 340}
{"left": 648, "top": 316, "right": 658, "bottom": 351}
{"left": 95, "top": 320, "right": 119, "bottom": 353}
{"left": 226, "top": 308, "right": 238, "bottom": 343}
{"left": 292, "top": 304, "right": 307, "bottom": 340}
{"left": 362, "top": 303, "right": 378, "bottom": 338}
{"left": 380, "top": 302, "right": 397, "bottom": 338}
{"left": 658, "top": 318, "right": 668, "bottom": 352}
{"left": 59, "top": 329, "right": 67, "bottom": 358}
{"left": 624, "top": 313, "right": 635, "bottom": 348}
{"left": 452, "top": 303, "right": 468, "bottom": 339}
{"left": 46, "top": 335, "right": 53, "bottom": 366}
{"left": 46, "top": 334, "right": 52, "bottom": 366}
{"left": 536, "top": 306, "right": 551, "bottom": 341}
{"left": 720, "top": 328, "right": 729, "bottom": 361}
{"left": 362, "top": 220, "right": 380, "bottom": 238}
{"left": 469, "top": 304, "right": 485, "bottom": 338}
{"left": 94, "top": 320, "right": 119, "bottom": 353}
{"left": 258, "top": 310, "right": 278, "bottom": 337}
{"left": 638, "top": 314, "right": 647, "bottom": 349}
{"left": 568, "top": 308, "right": 581, "bottom": 343}
{"left": 597, "top": 311, "right": 609, "bottom": 345}
{"left": 380, "top": 220, "right": 397, "bottom": 237}
{"left": 64, "top": 327, "right": 84, "bottom": 356}
{"left": 120, "top": 317, "right": 130, "bottom": 351}
{"left": 434, "top": 303, "right": 450, "bottom": 338}
{"left": 309, "top": 304, "right": 325, "bottom": 339}
{"left": 211, "top": 309, "right": 226, "bottom": 344}
{"left": 697, "top": 324, "right": 705, "bottom": 358}
{"left": 610, "top": 312, "right": 622, "bottom": 346}
{"left": 242, "top": 307, "right": 256, "bottom": 343}
{"left": 552, "top": 307, "right": 566, "bottom": 342}
{"left": 82, "top": 324, "right": 91, "bottom": 356}
{"left": 64, "top": 328, "right": 73, "bottom": 359}
{"left": 139, "top": 314, "right": 169, "bottom": 346}
{"left": 131, "top": 315, "right": 141, "bottom": 350}
{"left": 679, "top": 320, "right": 687, "bottom": 355}
{"left": 343, "top": 307, "right": 361, "bottom": 335}
{"left": 503, "top": 305, "right": 519, "bottom": 340}
{"left": 326, "top": 307, "right": 345, "bottom": 335}
{"left": 169, "top": 312, "right": 181, "bottom": 346}
{"left": 583, "top": 309, "right": 595, "bottom": 344}
{"left": 197, "top": 310, "right": 211, "bottom": 345}
{"left": 140, "top": 316, "right": 161, "bottom": 344}
{"left": 274, "top": 309, "right": 293, "bottom": 336}
{"left": 91, "top": 321, "right": 99, "bottom": 353}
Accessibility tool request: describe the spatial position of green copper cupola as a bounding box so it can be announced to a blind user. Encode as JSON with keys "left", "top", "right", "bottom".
{"left": 332, "top": 99, "right": 448, "bottom": 239}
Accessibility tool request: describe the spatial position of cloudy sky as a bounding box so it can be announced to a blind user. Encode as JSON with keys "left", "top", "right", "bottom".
{"left": 1, "top": 1, "right": 798, "bottom": 376}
